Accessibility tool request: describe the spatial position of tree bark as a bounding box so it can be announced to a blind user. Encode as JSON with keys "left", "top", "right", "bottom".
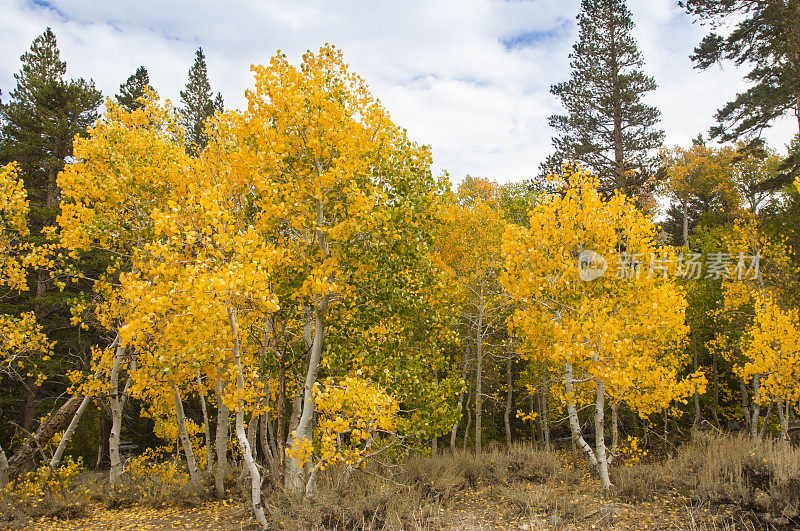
{"left": 750, "top": 374, "right": 761, "bottom": 440}
{"left": 539, "top": 363, "right": 550, "bottom": 452}
{"left": 594, "top": 379, "right": 612, "bottom": 489}
{"left": 564, "top": 362, "right": 598, "bottom": 468}
{"left": 777, "top": 397, "right": 789, "bottom": 442}
{"left": 173, "top": 384, "right": 201, "bottom": 489}
{"left": 610, "top": 402, "right": 619, "bottom": 462}
{"left": 504, "top": 350, "right": 513, "bottom": 447}
{"left": 0, "top": 442, "right": 9, "bottom": 486}
{"left": 691, "top": 322, "right": 701, "bottom": 429}
{"left": 740, "top": 377, "right": 752, "bottom": 434}
{"left": 284, "top": 297, "right": 328, "bottom": 493}
{"left": 109, "top": 345, "right": 133, "bottom": 487}
{"left": 228, "top": 307, "right": 268, "bottom": 530}
{"left": 712, "top": 347, "right": 720, "bottom": 428}
{"left": 758, "top": 401, "right": 772, "bottom": 441}
{"left": 197, "top": 371, "right": 213, "bottom": 472}
{"left": 214, "top": 376, "right": 230, "bottom": 498}
{"left": 96, "top": 411, "right": 111, "bottom": 468}
{"left": 8, "top": 394, "right": 84, "bottom": 478}
{"left": 475, "top": 298, "right": 484, "bottom": 455}
{"left": 450, "top": 343, "right": 470, "bottom": 449}
{"left": 463, "top": 382, "right": 473, "bottom": 450}
{"left": 50, "top": 394, "right": 91, "bottom": 469}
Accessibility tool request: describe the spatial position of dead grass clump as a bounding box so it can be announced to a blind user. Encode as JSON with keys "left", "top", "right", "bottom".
{"left": 693, "top": 432, "right": 800, "bottom": 523}
{"left": 503, "top": 444, "right": 563, "bottom": 483}
{"left": 263, "top": 465, "right": 444, "bottom": 530}
{"left": 614, "top": 431, "right": 800, "bottom": 526}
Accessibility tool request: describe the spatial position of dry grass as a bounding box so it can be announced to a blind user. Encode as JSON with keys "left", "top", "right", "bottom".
{"left": 614, "top": 432, "right": 800, "bottom": 527}
{"left": 3, "top": 435, "right": 799, "bottom": 529}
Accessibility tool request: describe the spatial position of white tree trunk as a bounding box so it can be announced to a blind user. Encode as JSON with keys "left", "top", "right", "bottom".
{"left": 238, "top": 415, "right": 259, "bottom": 484}
{"left": 594, "top": 379, "right": 612, "bottom": 489}
{"left": 109, "top": 344, "right": 133, "bottom": 487}
{"left": 173, "top": 384, "right": 201, "bottom": 489}
{"left": 214, "top": 376, "right": 230, "bottom": 498}
{"left": 197, "top": 371, "right": 213, "bottom": 471}
{"left": 564, "top": 362, "right": 598, "bottom": 467}
{"left": 750, "top": 374, "right": 761, "bottom": 440}
{"left": 0, "top": 442, "right": 8, "bottom": 486}
{"left": 609, "top": 402, "right": 619, "bottom": 464}
{"left": 285, "top": 297, "right": 328, "bottom": 493}
{"left": 475, "top": 298, "right": 484, "bottom": 455}
{"left": 451, "top": 343, "right": 470, "bottom": 449}
{"left": 539, "top": 362, "right": 550, "bottom": 452}
{"left": 228, "top": 307, "right": 268, "bottom": 530}
{"left": 504, "top": 350, "right": 513, "bottom": 447}
{"left": 50, "top": 395, "right": 91, "bottom": 469}
{"left": 777, "top": 397, "right": 789, "bottom": 442}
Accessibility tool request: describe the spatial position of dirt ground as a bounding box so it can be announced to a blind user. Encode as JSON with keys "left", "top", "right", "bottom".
{"left": 12, "top": 485, "right": 750, "bottom": 531}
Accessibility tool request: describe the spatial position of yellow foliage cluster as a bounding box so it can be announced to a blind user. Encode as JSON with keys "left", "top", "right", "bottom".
{"left": 286, "top": 376, "right": 398, "bottom": 470}
{"left": 4, "top": 456, "right": 85, "bottom": 502}
{"left": 740, "top": 296, "right": 800, "bottom": 407}
{"left": 502, "top": 168, "right": 705, "bottom": 418}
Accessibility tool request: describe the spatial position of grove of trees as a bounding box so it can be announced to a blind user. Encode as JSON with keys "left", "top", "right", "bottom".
{"left": 2, "top": 0, "right": 800, "bottom": 526}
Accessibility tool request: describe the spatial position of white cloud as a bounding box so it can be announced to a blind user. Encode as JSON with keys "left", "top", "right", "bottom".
{"left": 1, "top": 0, "right": 795, "bottom": 183}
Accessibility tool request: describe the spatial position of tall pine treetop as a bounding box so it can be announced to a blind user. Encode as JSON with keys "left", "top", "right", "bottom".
{"left": 11, "top": 28, "right": 67, "bottom": 104}
{"left": 180, "top": 47, "right": 222, "bottom": 154}
{"left": 1, "top": 27, "right": 102, "bottom": 209}
{"left": 116, "top": 66, "right": 153, "bottom": 112}
{"left": 542, "top": 0, "right": 664, "bottom": 205}
{"left": 682, "top": 0, "right": 800, "bottom": 143}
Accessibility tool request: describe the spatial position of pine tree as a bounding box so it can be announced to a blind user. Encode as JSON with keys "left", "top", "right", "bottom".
{"left": 1, "top": 28, "right": 102, "bottom": 210}
{"left": 541, "top": 0, "right": 664, "bottom": 204}
{"left": 179, "top": 48, "right": 222, "bottom": 155}
{"left": 115, "top": 66, "right": 153, "bottom": 112}
{"left": 0, "top": 27, "right": 102, "bottom": 435}
{"left": 682, "top": 0, "right": 800, "bottom": 143}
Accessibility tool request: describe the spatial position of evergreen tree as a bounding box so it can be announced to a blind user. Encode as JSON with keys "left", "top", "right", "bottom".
{"left": 1, "top": 28, "right": 102, "bottom": 211}
{"left": 0, "top": 27, "right": 102, "bottom": 435}
{"left": 541, "top": 0, "right": 664, "bottom": 204}
{"left": 179, "top": 48, "right": 222, "bottom": 155}
{"left": 115, "top": 66, "right": 152, "bottom": 112}
{"left": 682, "top": 0, "right": 800, "bottom": 143}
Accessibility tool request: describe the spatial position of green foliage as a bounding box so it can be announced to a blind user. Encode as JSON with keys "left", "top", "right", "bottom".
{"left": 542, "top": 0, "right": 664, "bottom": 204}
{"left": 179, "top": 48, "right": 222, "bottom": 155}
{"left": 682, "top": 0, "right": 800, "bottom": 142}
{"left": 115, "top": 66, "right": 153, "bottom": 112}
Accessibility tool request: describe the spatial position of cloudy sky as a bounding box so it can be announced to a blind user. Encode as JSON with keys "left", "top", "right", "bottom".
{"left": 1, "top": 0, "right": 797, "bottom": 182}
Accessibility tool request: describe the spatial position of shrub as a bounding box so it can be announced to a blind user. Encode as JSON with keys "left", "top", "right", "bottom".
{"left": 0, "top": 456, "right": 89, "bottom": 524}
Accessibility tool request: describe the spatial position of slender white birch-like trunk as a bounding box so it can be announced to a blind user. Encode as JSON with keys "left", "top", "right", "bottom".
{"left": 214, "top": 376, "right": 230, "bottom": 498}
{"left": 284, "top": 297, "right": 328, "bottom": 493}
{"left": 109, "top": 344, "right": 133, "bottom": 487}
{"left": 594, "top": 379, "right": 612, "bottom": 488}
{"left": 504, "top": 350, "right": 513, "bottom": 446}
{"left": 228, "top": 307, "right": 268, "bottom": 530}
{"left": 0, "top": 442, "right": 8, "bottom": 486}
{"left": 475, "top": 296, "right": 484, "bottom": 455}
{"left": 750, "top": 374, "right": 761, "bottom": 440}
{"left": 451, "top": 344, "right": 470, "bottom": 449}
{"left": 173, "top": 384, "right": 201, "bottom": 489}
{"left": 50, "top": 395, "right": 91, "bottom": 469}
{"left": 564, "top": 362, "right": 598, "bottom": 467}
{"left": 197, "top": 371, "right": 213, "bottom": 471}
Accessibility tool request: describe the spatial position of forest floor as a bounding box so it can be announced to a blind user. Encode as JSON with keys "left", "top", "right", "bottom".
{"left": 5, "top": 433, "right": 795, "bottom": 530}
{"left": 11, "top": 483, "right": 749, "bottom": 531}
